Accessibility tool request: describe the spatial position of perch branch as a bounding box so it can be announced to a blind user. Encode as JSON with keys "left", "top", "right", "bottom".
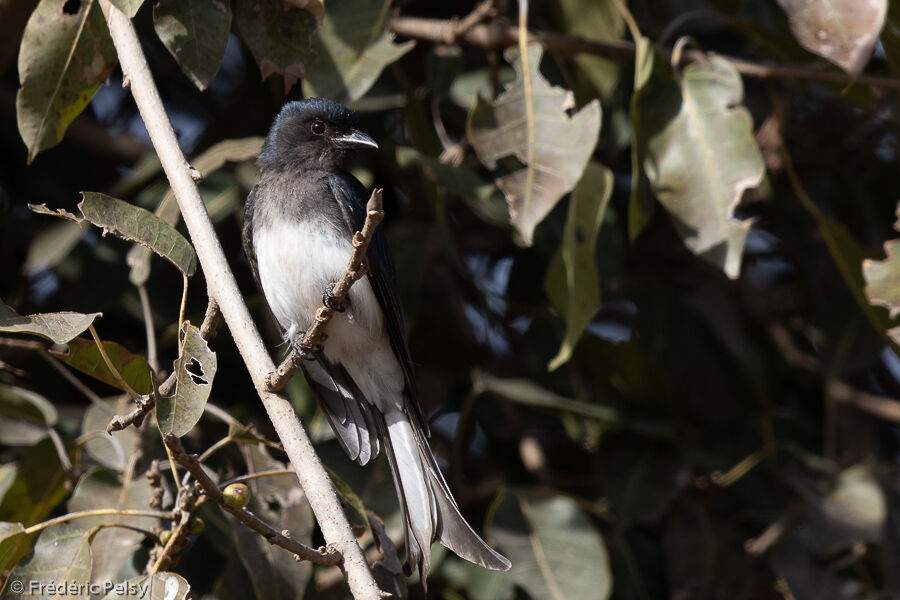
{"left": 164, "top": 434, "right": 341, "bottom": 566}
{"left": 265, "top": 189, "right": 384, "bottom": 392}
{"left": 388, "top": 17, "right": 900, "bottom": 90}
{"left": 99, "top": 2, "right": 381, "bottom": 597}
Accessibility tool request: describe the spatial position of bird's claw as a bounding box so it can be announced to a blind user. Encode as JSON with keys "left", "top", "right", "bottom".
{"left": 322, "top": 284, "right": 346, "bottom": 312}
{"left": 291, "top": 335, "right": 321, "bottom": 363}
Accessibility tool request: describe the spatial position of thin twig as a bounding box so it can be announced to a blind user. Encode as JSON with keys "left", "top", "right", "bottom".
{"left": 24, "top": 508, "right": 174, "bottom": 535}
{"left": 388, "top": 17, "right": 900, "bottom": 90}
{"left": 163, "top": 434, "right": 341, "bottom": 566}
{"left": 138, "top": 283, "right": 158, "bottom": 372}
{"left": 265, "top": 189, "right": 385, "bottom": 392}
{"left": 88, "top": 324, "right": 140, "bottom": 398}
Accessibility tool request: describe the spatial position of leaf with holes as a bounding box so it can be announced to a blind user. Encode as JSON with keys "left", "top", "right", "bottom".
{"left": 863, "top": 238, "right": 900, "bottom": 345}
{"left": 638, "top": 54, "right": 764, "bottom": 278}
{"left": 5, "top": 524, "right": 93, "bottom": 600}
{"left": 128, "top": 137, "right": 263, "bottom": 285}
{"left": 30, "top": 192, "right": 197, "bottom": 277}
{"left": 155, "top": 322, "right": 216, "bottom": 437}
{"left": 487, "top": 490, "right": 612, "bottom": 600}
{"left": 153, "top": 0, "right": 231, "bottom": 90}
{"left": 304, "top": 0, "right": 414, "bottom": 102}
{"left": 776, "top": 0, "right": 887, "bottom": 75}
{"left": 467, "top": 44, "right": 601, "bottom": 246}
{"left": 100, "top": 573, "right": 190, "bottom": 600}
{"left": 233, "top": 0, "right": 318, "bottom": 93}
{"left": 51, "top": 337, "right": 153, "bottom": 395}
{"left": 0, "top": 300, "right": 100, "bottom": 344}
{"left": 69, "top": 468, "right": 156, "bottom": 586}
{"left": 545, "top": 162, "right": 614, "bottom": 370}
{"left": 16, "top": 0, "right": 117, "bottom": 163}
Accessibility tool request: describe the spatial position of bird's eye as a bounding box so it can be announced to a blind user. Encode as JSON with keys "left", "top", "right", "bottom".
{"left": 311, "top": 120, "right": 327, "bottom": 135}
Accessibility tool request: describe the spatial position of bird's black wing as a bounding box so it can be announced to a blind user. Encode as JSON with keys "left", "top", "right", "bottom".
{"left": 327, "top": 172, "right": 428, "bottom": 434}
{"left": 241, "top": 185, "right": 262, "bottom": 292}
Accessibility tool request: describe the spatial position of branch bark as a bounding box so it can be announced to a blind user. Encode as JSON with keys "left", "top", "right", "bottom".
{"left": 388, "top": 17, "right": 900, "bottom": 90}
{"left": 98, "top": 2, "right": 381, "bottom": 597}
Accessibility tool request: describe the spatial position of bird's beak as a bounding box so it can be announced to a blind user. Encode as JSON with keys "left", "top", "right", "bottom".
{"left": 332, "top": 129, "right": 379, "bottom": 150}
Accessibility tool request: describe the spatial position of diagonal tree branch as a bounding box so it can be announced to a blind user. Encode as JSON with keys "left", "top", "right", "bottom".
{"left": 97, "top": 2, "right": 381, "bottom": 597}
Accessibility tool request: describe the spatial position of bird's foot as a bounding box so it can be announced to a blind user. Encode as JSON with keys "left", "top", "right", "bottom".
{"left": 291, "top": 334, "right": 321, "bottom": 364}
{"left": 322, "top": 283, "right": 347, "bottom": 312}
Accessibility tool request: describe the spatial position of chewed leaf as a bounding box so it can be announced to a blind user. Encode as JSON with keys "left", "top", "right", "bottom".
{"left": 304, "top": 0, "right": 414, "bottom": 102}
{"left": 153, "top": 0, "right": 232, "bottom": 91}
{"left": 233, "top": 0, "right": 318, "bottom": 93}
{"left": 0, "top": 300, "right": 100, "bottom": 344}
{"left": 52, "top": 338, "right": 153, "bottom": 395}
{"left": 29, "top": 192, "right": 197, "bottom": 277}
{"left": 863, "top": 238, "right": 900, "bottom": 345}
{"left": 640, "top": 54, "right": 765, "bottom": 278}
{"left": 155, "top": 322, "right": 216, "bottom": 437}
{"left": 776, "top": 0, "right": 886, "bottom": 75}
{"left": 467, "top": 44, "right": 601, "bottom": 246}
{"left": 16, "top": 0, "right": 117, "bottom": 163}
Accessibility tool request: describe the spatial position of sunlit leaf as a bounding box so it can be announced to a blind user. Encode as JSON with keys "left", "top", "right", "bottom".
{"left": 69, "top": 468, "right": 156, "bottom": 586}
{"left": 16, "top": 0, "right": 117, "bottom": 163}
{"left": 545, "top": 163, "right": 614, "bottom": 370}
{"left": 81, "top": 397, "right": 136, "bottom": 471}
{"left": 639, "top": 54, "right": 764, "bottom": 278}
{"left": 128, "top": 137, "right": 263, "bottom": 285}
{"left": 304, "top": 0, "right": 414, "bottom": 103}
{"left": 0, "top": 301, "right": 100, "bottom": 345}
{"left": 228, "top": 446, "right": 313, "bottom": 599}
{"left": 488, "top": 490, "right": 612, "bottom": 600}
{"left": 153, "top": 0, "right": 231, "bottom": 90}
{"left": 467, "top": 44, "right": 601, "bottom": 246}
{"left": 863, "top": 237, "right": 900, "bottom": 345}
{"left": 233, "top": 0, "right": 318, "bottom": 93}
{"left": 4, "top": 524, "right": 92, "bottom": 600}
{"left": 0, "top": 439, "right": 69, "bottom": 525}
{"left": 0, "top": 522, "right": 31, "bottom": 574}
{"left": 155, "top": 323, "right": 216, "bottom": 437}
{"left": 52, "top": 337, "right": 153, "bottom": 396}
{"left": 30, "top": 192, "right": 197, "bottom": 277}
{"left": 0, "top": 384, "right": 57, "bottom": 446}
{"left": 100, "top": 573, "right": 190, "bottom": 600}
{"left": 776, "top": 0, "right": 887, "bottom": 74}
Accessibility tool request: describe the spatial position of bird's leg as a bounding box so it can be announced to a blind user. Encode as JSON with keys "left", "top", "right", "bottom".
{"left": 291, "top": 332, "right": 321, "bottom": 364}
{"left": 322, "top": 282, "right": 347, "bottom": 312}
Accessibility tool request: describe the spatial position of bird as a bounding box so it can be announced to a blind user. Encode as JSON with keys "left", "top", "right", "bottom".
{"left": 242, "top": 98, "right": 511, "bottom": 583}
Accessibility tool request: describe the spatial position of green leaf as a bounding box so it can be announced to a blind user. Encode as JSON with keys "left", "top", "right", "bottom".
{"left": 52, "top": 337, "right": 153, "bottom": 396}
{"left": 82, "top": 397, "right": 137, "bottom": 471}
{"left": 0, "top": 384, "right": 57, "bottom": 447}
{"left": 30, "top": 192, "right": 198, "bottom": 278}
{"left": 0, "top": 301, "right": 100, "bottom": 344}
{"left": 467, "top": 44, "right": 601, "bottom": 246}
{"left": 155, "top": 322, "right": 216, "bottom": 437}
{"left": 863, "top": 237, "right": 900, "bottom": 345}
{"left": 488, "top": 490, "right": 612, "bottom": 600}
{"left": 0, "top": 522, "right": 32, "bottom": 574}
{"left": 545, "top": 163, "right": 614, "bottom": 370}
{"left": 228, "top": 446, "right": 313, "bottom": 599}
{"left": 554, "top": 0, "right": 624, "bottom": 99}
{"left": 16, "top": 0, "right": 117, "bottom": 163}
{"left": 233, "top": 0, "right": 318, "bottom": 93}
{"left": 4, "top": 524, "right": 92, "bottom": 600}
{"left": 639, "top": 54, "right": 764, "bottom": 278}
{"left": 68, "top": 468, "right": 155, "bottom": 586}
{"left": 109, "top": 0, "right": 144, "bottom": 18}
{"left": 128, "top": 137, "right": 263, "bottom": 285}
{"left": 776, "top": 0, "right": 886, "bottom": 74}
{"left": 627, "top": 37, "right": 656, "bottom": 240}
{"left": 0, "top": 439, "right": 69, "bottom": 526}
{"left": 153, "top": 0, "right": 232, "bottom": 91}
{"left": 880, "top": 0, "right": 900, "bottom": 76}
{"left": 23, "top": 220, "right": 85, "bottom": 275}
{"left": 100, "top": 573, "right": 190, "bottom": 600}
{"left": 304, "top": 0, "right": 414, "bottom": 103}
{"left": 440, "top": 555, "right": 514, "bottom": 600}
{"left": 472, "top": 370, "right": 620, "bottom": 423}
{"left": 324, "top": 466, "right": 368, "bottom": 527}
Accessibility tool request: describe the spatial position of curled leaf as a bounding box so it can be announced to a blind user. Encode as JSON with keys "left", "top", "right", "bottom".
{"left": 467, "top": 44, "right": 601, "bottom": 246}
{"left": 30, "top": 192, "right": 197, "bottom": 277}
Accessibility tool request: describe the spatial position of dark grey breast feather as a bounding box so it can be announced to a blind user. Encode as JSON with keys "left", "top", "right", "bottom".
{"left": 242, "top": 186, "right": 262, "bottom": 292}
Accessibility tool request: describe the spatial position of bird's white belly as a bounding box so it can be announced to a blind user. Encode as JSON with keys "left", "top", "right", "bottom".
{"left": 254, "top": 220, "right": 404, "bottom": 408}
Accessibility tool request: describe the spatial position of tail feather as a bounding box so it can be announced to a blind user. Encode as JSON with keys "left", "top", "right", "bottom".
{"left": 380, "top": 407, "right": 511, "bottom": 585}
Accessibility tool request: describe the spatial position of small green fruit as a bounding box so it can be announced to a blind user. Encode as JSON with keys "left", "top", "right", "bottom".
{"left": 188, "top": 517, "right": 205, "bottom": 534}
{"left": 159, "top": 530, "right": 172, "bottom": 545}
{"left": 223, "top": 483, "right": 251, "bottom": 508}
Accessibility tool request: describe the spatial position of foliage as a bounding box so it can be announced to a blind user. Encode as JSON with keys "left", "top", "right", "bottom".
{"left": 2, "top": 0, "right": 900, "bottom": 599}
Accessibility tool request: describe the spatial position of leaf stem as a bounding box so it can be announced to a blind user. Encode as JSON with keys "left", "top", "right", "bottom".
{"left": 88, "top": 324, "right": 140, "bottom": 398}
{"left": 24, "top": 508, "right": 173, "bottom": 535}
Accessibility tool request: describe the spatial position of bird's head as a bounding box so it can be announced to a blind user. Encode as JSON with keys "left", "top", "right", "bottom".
{"left": 258, "top": 98, "right": 378, "bottom": 171}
